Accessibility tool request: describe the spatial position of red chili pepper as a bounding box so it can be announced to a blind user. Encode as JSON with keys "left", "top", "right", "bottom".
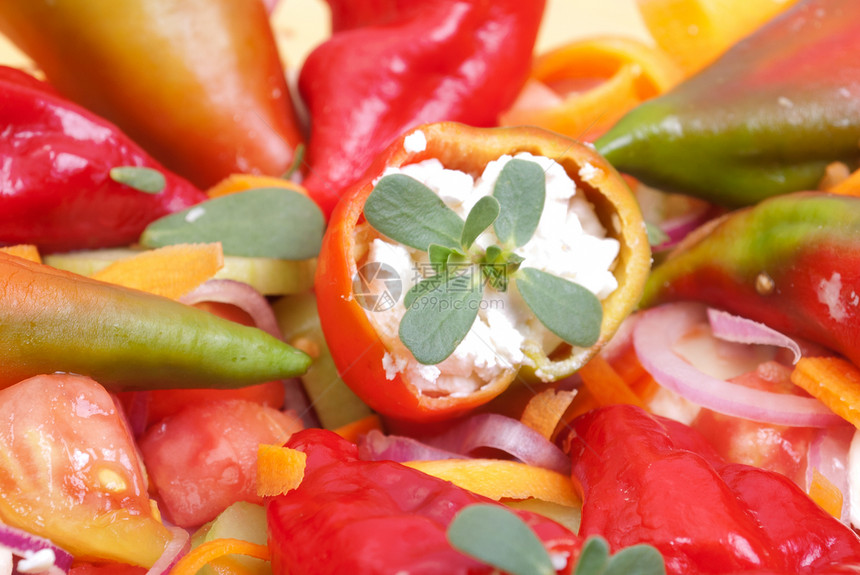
{"left": 266, "top": 428, "right": 581, "bottom": 574}
{"left": 0, "top": 66, "right": 207, "bottom": 253}
{"left": 568, "top": 404, "right": 860, "bottom": 574}
{"left": 298, "top": 0, "right": 546, "bottom": 217}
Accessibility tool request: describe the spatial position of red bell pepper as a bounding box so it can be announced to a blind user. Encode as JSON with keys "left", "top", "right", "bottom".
{"left": 0, "top": 66, "right": 207, "bottom": 253}
{"left": 266, "top": 428, "right": 581, "bottom": 574}
{"left": 0, "top": 0, "right": 304, "bottom": 190}
{"left": 298, "top": 0, "right": 546, "bottom": 217}
{"left": 568, "top": 404, "right": 860, "bottom": 574}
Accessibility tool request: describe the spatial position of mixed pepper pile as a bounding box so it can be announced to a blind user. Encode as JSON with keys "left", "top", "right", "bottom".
{"left": 2, "top": 0, "right": 860, "bottom": 574}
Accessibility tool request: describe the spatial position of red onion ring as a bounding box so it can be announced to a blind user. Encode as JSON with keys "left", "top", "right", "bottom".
{"left": 358, "top": 429, "right": 465, "bottom": 463}
{"left": 0, "top": 524, "right": 72, "bottom": 575}
{"left": 707, "top": 308, "right": 802, "bottom": 364}
{"left": 145, "top": 525, "right": 189, "bottom": 575}
{"left": 633, "top": 302, "right": 842, "bottom": 427}
{"left": 180, "top": 279, "right": 283, "bottom": 339}
{"left": 421, "top": 413, "right": 571, "bottom": 475}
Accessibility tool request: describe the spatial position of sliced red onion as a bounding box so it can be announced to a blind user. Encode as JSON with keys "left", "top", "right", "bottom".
{"left": 707, "top": 308, "right": 802, "bottom": 364}
{"left": 145, "top": 525, "right": 189, "bottom": 575}
{"left": 654, "top": 203, "right": 715, "bottom": 251}
{"left": 0, "top": 525, "right": 72, "bottom": 575}
{"left": 180, "top": 279, "right": 283, "bottom": 339}
{"left": 807, "top": 424, "right": 854, "bottom": 524}
{"left": 633, "top": 302, "right": 842, "bottom": 427}
{"left": 358, "top": 429, "right": 465, "bottom": 463}
{"left": 422, "top": 413, "right": 571, "bottom": 475}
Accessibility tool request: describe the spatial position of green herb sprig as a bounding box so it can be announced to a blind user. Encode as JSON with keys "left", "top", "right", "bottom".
{"left": 363, "top": 159, "right": 603, "bottom": 365}
{"left": 446, "top": 504, "right": 665, "bottom": 575}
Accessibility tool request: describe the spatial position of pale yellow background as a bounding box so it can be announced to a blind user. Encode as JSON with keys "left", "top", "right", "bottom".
{"left": 0, "top": 1, "right": 651, "bottom": 70}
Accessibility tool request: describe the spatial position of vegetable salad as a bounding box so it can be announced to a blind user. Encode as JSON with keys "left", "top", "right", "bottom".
{"left": 3, "top": 0, "right": 860, "bottom": 574}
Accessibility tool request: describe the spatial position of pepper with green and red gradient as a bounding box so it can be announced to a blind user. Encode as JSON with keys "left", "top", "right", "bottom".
{"left": 641, "top": 192, "right": 860, "bottom": 367}
{"left": 596, "top": 0, "right": 860, "bottom": 207}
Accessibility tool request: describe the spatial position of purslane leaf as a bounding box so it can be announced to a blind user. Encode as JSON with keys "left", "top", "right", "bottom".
{"left": 516, "top": 268, "right": 603, "bottom": 348}
{"left": 604, "top": 545, "right": 666, "bottom": 575}
{"left": 461, "top": 195, "right": 501, "bottom": 249}
{"left": 364, "top": 174, "right": 464, "bottom": 250}
{"left": 574, "top": 536, "right": 610, "bottom": 575}
{"left": 140, "top": 187, "right": 324, "bottom": 260}
{"left": 493, "top": 159, "right": 546, "bottom": 248}
{"left": 399, "top": 267, "right": 483, "bottom": 365}
{"left": 403, "top": 275, "right": 444, "bottom": 309}
{"left": 447, "top": 504, "right": 555, "bottom": 575}
{"left": 109, "top": 166, "right": 166, "bottom": 194}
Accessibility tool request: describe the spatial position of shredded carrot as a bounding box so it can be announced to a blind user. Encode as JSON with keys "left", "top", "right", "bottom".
{"left": 790, "top": 356, "right": 860, "bottom": 428}
{"left": 808, "top": 468, "right": 844, "bottom": 519}
{"left": 404, "top": 459, "right": 580, "bottom": 508}
{"left": 206, "top": 174, "right": 307, "bottom": 199}
{"left": 91, "top": 243, "right": 224, "bottom": 299}
{"left": 520, "top": 389, "right": 577, "bottom": 441}
{"left": 825, "top": 166, "right": 860, "bottom": 198}
{"left": 500, "top": 36, "right": 681, "bottom": 141}
{"left": 169, "top": 538, "right": 269, "bottom": 575}
{"left": 0, "top": 244, "right": 41, "bottom": 263}
{"left": 256, "top": 444, "right": 306, "bottom": 497}
{"left": 333, "top": 413, "right": 383, "bottom": 443}
{"left": 561, "top": 385, "right": 600, "bottom": 424}
{"left": 578, "top": 355, "right": 646, "bottom": 409}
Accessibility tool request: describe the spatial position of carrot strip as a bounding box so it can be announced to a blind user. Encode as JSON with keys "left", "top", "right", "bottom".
{"left": 91, "top": 243, "right": 224, "bottom": 299}
{"left": 500, "top": 36, "right": 681, "bottom": 141}
{"left": 808, "top": 468, "right": 844, "bottom": 519}
{"left": 169, "top": 538, "right": 269, "bottom": 575}
{"left": 520, "top": 389, "right": 577, "bottom": 440}
{"left": 0, "top": 244, "right": 41, "bottom": 263}
{"left": 578, "top": 355, "right": 646, "bottom": 409}
{"left": 826, "top": 167, "right": 860, "bottom": 198}
{"left": 333, "top": 413, "right": 383, "bottom": 443}
{"left": 790, "top": 356, "right": 860, "bottom": 428}
{"left": 207, "top": 174, "right": 306, "bottom": 199}
{"left": 256, "top": 444, "right": 306, "bottom": 497}
{"left": 404, "top": 459, "right": 580, "bottom": 508}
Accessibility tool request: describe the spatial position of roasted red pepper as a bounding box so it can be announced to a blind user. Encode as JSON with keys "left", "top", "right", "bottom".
{"left": 0, "top": 66, "right": 206, "bottom": 253}
{"left": 597, "top": 0, "right": 860, "bottom": 207}
{"left": 0, "top": 0, "right": 303, "bottom": 189}
{"left": 641, "top": 192, "right": 860, "bottom": 367}
{"left": 266, "top": 428, "right": 580, "bottom": 574}
{"left": 298, "top": 0, "right": 546, "bottom": 217}
{"left": 568, "top": 404, "right": 860, "bottom": 574}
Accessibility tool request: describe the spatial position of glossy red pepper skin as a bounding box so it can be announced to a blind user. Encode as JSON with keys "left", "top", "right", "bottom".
{"left": 266, "top": 428, "right": 581, "bottom": 574}
{"left": 298, "top": 0, "right": 546, "bottom": 217}
{"left": 0, "top": 0, "right": 303, "bottom": 190}
{"left": 641, "top": 192, "right": 860, "bottom": 367}
{"left": 0, "top": 66, "right": 207, "bottom": 253}
{"left": 568, "top": 405, "right": 860, "bottom": 574}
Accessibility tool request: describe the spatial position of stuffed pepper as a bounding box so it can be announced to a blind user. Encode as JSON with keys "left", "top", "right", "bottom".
{"left": 315, "top": 122, "right": 651, "bottom": 422}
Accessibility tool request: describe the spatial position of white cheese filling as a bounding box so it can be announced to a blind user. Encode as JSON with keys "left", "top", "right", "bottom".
{"left": 360, "top": 152, "right": 620, "bottom": 397}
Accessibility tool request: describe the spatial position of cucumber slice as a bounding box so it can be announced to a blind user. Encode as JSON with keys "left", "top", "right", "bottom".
{"left": 273, "top": 292, "right": 374, "bottom": 429}
{"left": 191, "top": 501, "right": 270, "bottom": 575}
{"left": 44, "top": 248, "right": 316, "bottom": 295}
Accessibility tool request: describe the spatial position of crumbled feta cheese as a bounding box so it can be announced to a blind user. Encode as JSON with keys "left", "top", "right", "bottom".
{"left": 403, "top": 130, "right": 427, "bottom": 153}
{"left": 363, "top": 152, "right": 620, "bottom": 395}
{"left": 578, "top": 161, "right": 601, "bottom": 183}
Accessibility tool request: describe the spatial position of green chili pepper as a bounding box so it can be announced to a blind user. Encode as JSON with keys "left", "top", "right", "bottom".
{"left": 641, "top": 192, "right": 860, "bottom": 366}
{"left": 0, "top": 252, "right": 310, "bottom": 390}
{"left": 596, "top": 0, "right": 860, "bottom": 207}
